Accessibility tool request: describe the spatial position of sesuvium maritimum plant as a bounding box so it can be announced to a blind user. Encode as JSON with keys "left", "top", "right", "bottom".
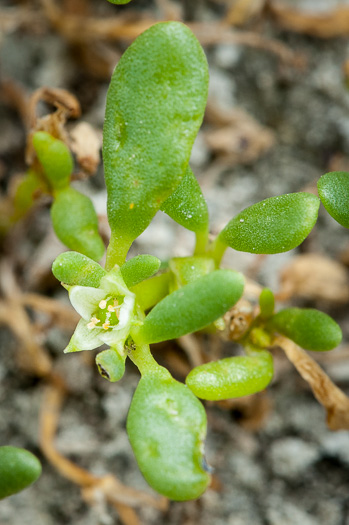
{"left": 47, "top": 22, "right": 343, "bottom": 501}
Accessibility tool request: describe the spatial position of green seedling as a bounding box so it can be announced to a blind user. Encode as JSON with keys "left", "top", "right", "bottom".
{"left": 49, "top": 21, "right": 342, "bottom": 501}
{"left": 0, "top": 446, "right": 41, "bottom": 500}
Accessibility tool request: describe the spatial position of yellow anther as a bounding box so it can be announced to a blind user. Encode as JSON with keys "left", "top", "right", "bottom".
{"left": 103, "top": 322, "right": 110, "bottom": 330}
{"left": 107, "top": 305, "right": 114, "bottom": 312}
{"left": 99, "top": 300, "right": 107, "bottom": 309}
{"left": 87, "top": 316, "right": 100, "bottom": 329}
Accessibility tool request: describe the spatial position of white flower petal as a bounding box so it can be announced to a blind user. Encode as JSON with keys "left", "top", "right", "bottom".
{"left": 67, "top": 319, "right": 104, "bottom": 351}
{"left": 99, "top": 325, "right": 129, "bottom": 346}
{"left": 69, "top": 286, "right": 106, "bottom": 320}
{"left": 118, "top": 294, "right": 135, "bottom": 329}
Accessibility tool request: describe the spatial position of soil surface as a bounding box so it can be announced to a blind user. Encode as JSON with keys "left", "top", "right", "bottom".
{"left": 0, "top": 1, "right": 349, "bottom": 524}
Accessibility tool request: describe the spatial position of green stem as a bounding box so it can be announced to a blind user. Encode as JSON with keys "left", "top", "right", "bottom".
{"left": 209, "top": 236, "right": 227, "bottom": 267}
{"left": 194, "top": 229, "right": 209, "bottom": 256}
{"left": 127, "top": 341, "right": 162, "bottom": 376}
{"left": 105, "top": 233, "right": 131, "bottom": 270}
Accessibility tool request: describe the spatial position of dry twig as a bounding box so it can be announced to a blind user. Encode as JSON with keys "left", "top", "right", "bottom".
{"left": 275, "top": 335, "right": 349, "bottom": 431}
{"left": 40, "top": 384, "right": 168, "bottom": 524}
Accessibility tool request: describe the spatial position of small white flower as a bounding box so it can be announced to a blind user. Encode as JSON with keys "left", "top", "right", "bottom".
{"left": 64, "top": 268, "right": 135, "bottom": 355}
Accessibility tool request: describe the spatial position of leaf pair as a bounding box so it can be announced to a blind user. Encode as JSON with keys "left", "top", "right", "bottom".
{"left": 33, "top": 132, "right": 104, "bottom": 262}
{"left": 216, "top": 193, "right": 320, "bottom": 258}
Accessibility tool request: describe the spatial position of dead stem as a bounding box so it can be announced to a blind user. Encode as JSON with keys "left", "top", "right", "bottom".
{"left": 21, "top": 293, "right": 79, "bottom": 331}
{"left": 39, "top": 383, "right": 168, "bottom": 524}
{"left": 274, "top": 335, "right": 349, "bottom": 431}
{"left": 0, "top": 262, "right": 52, "bottom": 376}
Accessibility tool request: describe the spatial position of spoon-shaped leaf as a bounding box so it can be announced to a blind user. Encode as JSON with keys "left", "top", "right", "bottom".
{"left": 0, "top": 446, "right": 41, "bottom": 500}
{"left": 127, "top": 370, "right": 210, "bottom": 500}
{"left": 161, "top": 166, "right": 209, "bottom": 234}
{"left": 186, "top": 351, "right": 273, "bottom": 400}
{"left": 51, "top": 187, "right": 105, "bottom": 261}
{"left": 32, "top": 132, "right": 72, "bottom": 191}
{"left": 217, "top": 193, "right": 320, "bottom": 254}
{"left": 120, "top": 255, "right": 161, "bottom": 288}
{"left": 268, "top": 308, "right": 342, "bottom": 351}
{"left": 52, "top": 251, "right": 106, "bottom": 287}
{"left": 135, "top": 269, "right": 244, "bottom": 344}
{"left": 103, "top": 22, "right": 209, "bottom": 265}
{"left": 317, "top": 171, "right": 349, "bottom": 228}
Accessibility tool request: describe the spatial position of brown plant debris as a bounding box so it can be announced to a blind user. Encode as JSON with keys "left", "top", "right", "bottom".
{"left": 40, "top": 384, "right": 168, "bottom": 525}
{"left": 26, "top": 86, "right": 81, "bottom": 166}
{"left": 0, "top": 261, "right": 52, "bottom": 376}
{"left": 277, "top": 253, "right": 349, "bottom": 304}
{"left": 38, "top": 0, "right": 303, "bottom": 66}
{"left": 226, "top": 0, "right": 266, "bottom": 26}
{"left": 204, "top": 102, "right": 275, "bottom": 165}
{"left": 268, "top": 1, "right": 349, "bottom": 38}
{"left": 70, "top": 122, "right": 101, "bottom": 175}
{"left": 275, "top": 336, "right": 349, "bottom": 431}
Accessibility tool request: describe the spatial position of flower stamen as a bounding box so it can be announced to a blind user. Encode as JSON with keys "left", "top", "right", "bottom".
{"left": 87, "top": 316, "right": 100, "bottom": 330}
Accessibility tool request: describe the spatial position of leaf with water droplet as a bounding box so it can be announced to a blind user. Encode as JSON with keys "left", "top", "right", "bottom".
{"left": 52, "top": 251, "right": 107, "bottom": 287}
{"left": 217, "top": 193, "right": 320, "bottom": 254}
{"left": 161, "top": 166, "right": 209, "bottom": 234}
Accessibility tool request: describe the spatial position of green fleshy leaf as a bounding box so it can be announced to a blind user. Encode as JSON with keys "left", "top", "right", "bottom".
{"left": 161, "top": 166, "right": 209, "bottom": 234}
{"left": 127, "top": 371, "right": 210, "bottom": 500}
{"left": 186, "top": 350, "right": 273, "bottom": 400}
{"left": 32, "top": 132, "right": 72, "bottom": 191}
{"left": 131, "top": 272, "right": 170, "bottom": 311}
{"left": 269, "top": 308, "right": 342, "bottom": 351}
{"left": 136, "top": 269, "right": 244, "bottom": 344}
{"left": 169, "top": 256, "right": 215, "bottom": 291}
{"left": 0, "top": 446, "right": 41, "bottom": 500}
{"left": 121, "top": 255, "right": 161, "bottom": 288}
{"left": 51, "top": 187, "right": 105, "bottom": 261}
{"left": 96, "top": 348, "right": 126, "bottom": 382}
{"left": 217, "top": 193, "right": 320, "bottom": 254}
{"left": 52, "top": 251, "right": 106, "bottom": 287}
{"left": 259, "top": 288, "right": 275, "bottom": 320}
{"left": 12, "top": 170, "right": 43, "bottom": 220}
{"left": 317, "top": 171, "right": 349, "bottom": 228}
{"left": 103, "top": 22, "right": 209, "bottom": 265}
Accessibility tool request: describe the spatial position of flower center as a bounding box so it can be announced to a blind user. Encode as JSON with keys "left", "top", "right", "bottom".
{"left": 88, "top": 296, "right": 123, "bottom": 331}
